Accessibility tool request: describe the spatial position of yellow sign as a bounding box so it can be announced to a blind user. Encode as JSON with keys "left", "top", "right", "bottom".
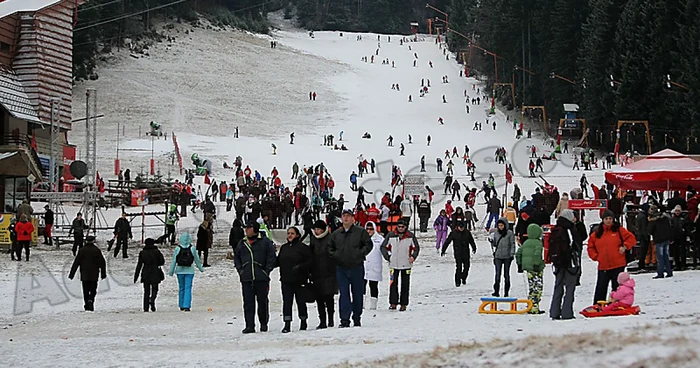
{"left": 0, "top": 214, "right": 12, "bottom": 246}
{"left": 31, "top": 217, "right": 39, "bottom": 245}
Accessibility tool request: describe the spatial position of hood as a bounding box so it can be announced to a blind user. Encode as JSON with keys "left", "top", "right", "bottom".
{"left": 169, "top": 204, "right": 177, "bottom": 212}
{"left": 313, "top": 227, "right": 329, "bottom": 239}
{"left": 617, "top": 271, "right": 632, "bottom": 285}
{"left": 180, "top": 233, "right": 192, "bottom": 247}
{"left": 621, "top": 278, "right": 636, "bottom": 289}
{"left": 496, "top": 217, "right": 508, "bottom": 228}
{"left": 526, "top": 223, "right": 542, "bottom": 239}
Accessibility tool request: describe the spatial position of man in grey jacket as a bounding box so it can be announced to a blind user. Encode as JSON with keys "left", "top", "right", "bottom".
{"left": 490, "top": 218, "right": 516, "bottom": 297}
{"left": 328, "top": 209, "right": 373, "bottom": 327}
{"left": 381, "top": 219, "right": 420, "bottom": 311}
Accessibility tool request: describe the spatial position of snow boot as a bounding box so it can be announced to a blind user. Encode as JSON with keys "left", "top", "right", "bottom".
{"left": 389, "top": 304, "right": 397, "bottom": 310}
{"left": 399, "top": 305, "right": 407, "bottom": 312}
{"left": 282, "top": 321, "right": 291, "bottom": 333}
{"left": 300, "top": 320, "right": 307, "bottom": 331}
{"left": 260, "top": 325, "right": 268, "bottom": 332}
{"left": 242, "top": 326, "right": 255, "bottom": 334}
{"left": 339, "top": 320, "right": 351, "bottom": 328}
{"left": 327, "top": 312, "right": 334, "bottom": 327}
{"left": 316, "top": 321, "right": 327, "bottom": 330}
{"left": 369, "top": 297, "right": 378, "bottom": 310}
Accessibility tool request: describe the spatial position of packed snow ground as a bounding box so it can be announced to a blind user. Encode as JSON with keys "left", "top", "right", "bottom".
{"left": 2, "top": 24, "right": 696, "bottom": 367}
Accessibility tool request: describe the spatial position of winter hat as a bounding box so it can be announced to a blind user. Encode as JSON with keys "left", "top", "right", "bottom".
{"left": 397, "top": 219, "right": 407, "bottom": 226}
{"left": 673, "top": 205, "right": 682, "bottom": 212}
{"left": 246, "top": 221, "right": 260, "bottom": 233}
{"left": 312, "top": 220, "right": 327, "bottom": 231}
{"left": 85, "top": 235, "right": 96, "bottom": 243}
{"left": 145, "top": 238, "right": 155, "bottom": 246}
{"left": 559, "top": 209, "right": 575, "bottom": 223}
{"left": 617, "top": 272, "right": 631, "bottom": 284}
{"left": 600, "top": 209, "right": 615, "bottom": 220}
{"left": 456, "top": 221, "right": 466, "bottom": 228}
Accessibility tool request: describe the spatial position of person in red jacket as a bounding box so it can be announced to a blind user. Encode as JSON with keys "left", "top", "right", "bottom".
{"left": 366, "top": 203, "right": 381, "bottom": 224}
{"left": 327, "top": 177, "right": 335, "bottom": 196}
{"left": 587, "top": 209, "right": 636, "bottom": 305}
{"left": 15, "top": 214, "right": 34, "bottom": 261}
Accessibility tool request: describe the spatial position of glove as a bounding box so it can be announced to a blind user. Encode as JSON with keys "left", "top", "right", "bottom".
{"left": 517, "top": 265, "right": 523, "bottom": 273}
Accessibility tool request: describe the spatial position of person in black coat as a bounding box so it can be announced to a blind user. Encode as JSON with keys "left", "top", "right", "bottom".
{"left": 43, "top": 205, "right": 54, "bottom": 245}
{"left": 196, "top": 219, "right": 213, "bottom": 267}
{"left": 69, "top": 236, "right": 107, "bottom": 311}
{"left": 309, "top": 220, "right": 337, "bottom": 329}
{"left": 417, "top": 199, "right": 431, "bottom": 232}
{"left": 112, "top": 212, "right": 133, "bottom": 258}
{"left": 233, "top": 222, "right": 277, "bottom": 334}
{"left": 69, "top": 212, "right": 87, "bottom": 257}
{"left": 441, "top": 221, "right": 477, "bottom": 286}
{"left": 228, "top": 218, "right": 245, "bottom": 252}
{"left": 134, "top": 238, "right": 165, "bottom": 312}
{"left": 276, "top": 226, "right": 313, "bottom": 333}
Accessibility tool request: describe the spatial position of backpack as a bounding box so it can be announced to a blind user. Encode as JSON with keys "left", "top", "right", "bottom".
{"left": 176, "top": 245, "right": 194, "bottom": 267}
{"left": 548, "top": 226, "right": 572, "bottom": 268}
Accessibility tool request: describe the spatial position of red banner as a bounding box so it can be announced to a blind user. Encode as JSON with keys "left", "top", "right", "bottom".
{"left": 130, "top": 189, "right": 149, "bottom": 206}
{"left": 63, "top": 145, "right": 76, "bottom": 180}
{"left": 568, "top": 199, "right": 608, "bottom": 210}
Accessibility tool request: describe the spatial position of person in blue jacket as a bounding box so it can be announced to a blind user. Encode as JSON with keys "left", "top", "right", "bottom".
{"left": 168, "top": 233, "right": 204, "bottom": 311}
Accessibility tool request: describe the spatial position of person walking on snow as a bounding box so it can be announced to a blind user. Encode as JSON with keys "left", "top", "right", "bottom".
{"left": 349, "top": 171, "right": 358, "bottom": 191}
{"left": 169, "top": 233, "right": 205, "bottom": 312}
{"left": 134, "top": 238, "right": 165, "bottom": 312}
{"left": 485, "top": 195, "right": 502, "bottom": 231}
{"left": 420, "top": 156, "right": 426, "bottom": 172}
{"left": 441, "top": 221, "right": 477, "bottom": 286}
{"left": 433, "top": 210, "right": 451, "bottom": 253}
{"left": 290, "top": 132, "right": 295, "bottom": 144}
{"left": 490, "top": 218, "right": 516, "bottom": 297}
{"left": 516, "top": 224, "right": 545, "bottom": 314}
{"left": 328, "top": 209, "right": 373, "bottom": 327}
{"left": 68, "top": 235, "right": 106, "bottom": 311}
{"left": 363, "top": 221, "right": 385, "bottom": 310}
{"left": 381, "top": 219, "right": 420, "bottom": 311}
{"left": 310, "top": 221, "right": 337, "bottom": 328}
{"left": 387, "top": 135, "right": 393, "bottom": 146}
{"left": 549, "top": 210, "right": 582, "bottom": 320}
{"left": 400, "top": 143, "right": 405, "bottom": 156}
{"left": 427, "top": 135, "right": 431, "bottom": 145}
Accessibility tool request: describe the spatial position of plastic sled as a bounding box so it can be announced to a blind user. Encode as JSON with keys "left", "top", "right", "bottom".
{"left": 580, "top": 303, "right": 641, "bottom": 318}
{"left": 478, "top": 297, "right": 533, "bottom": 314}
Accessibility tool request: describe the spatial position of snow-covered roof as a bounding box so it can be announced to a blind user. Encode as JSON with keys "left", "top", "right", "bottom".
{"left": 0, "top": 65, "right": 42, "bottom": 124}
{"left": 0, "top": 0, "right": 61, "bottom": 19}
{"left": 563, "top": 103, "right": 579, "bottom": 112}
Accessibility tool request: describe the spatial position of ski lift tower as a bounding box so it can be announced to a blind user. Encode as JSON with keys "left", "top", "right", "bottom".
{"left": 84, "top": 89, "right": 99, "bottom": 233}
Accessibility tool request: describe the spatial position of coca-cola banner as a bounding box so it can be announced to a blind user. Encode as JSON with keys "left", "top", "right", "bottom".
{"left": 568, "top": 199, "right": 608, "bottom": 210}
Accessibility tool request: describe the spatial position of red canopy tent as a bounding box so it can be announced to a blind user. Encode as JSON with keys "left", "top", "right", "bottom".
{"left": 605, "top": 149, "right": 700, "bottom": 191}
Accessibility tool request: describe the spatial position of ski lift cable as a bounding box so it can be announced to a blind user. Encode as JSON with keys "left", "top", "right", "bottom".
{"left": 78, "top": 0, "right": 123, "bottom": 13}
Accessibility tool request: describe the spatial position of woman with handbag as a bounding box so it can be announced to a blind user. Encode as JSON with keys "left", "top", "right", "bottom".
{"left": 134, "top": 238, "right": 166, "bottom": 312}
{"left": 277, "top": 226, "right": 313, "bottom": 333}
{"left": 310, "top": 220, "right": 337, "bottom": 329}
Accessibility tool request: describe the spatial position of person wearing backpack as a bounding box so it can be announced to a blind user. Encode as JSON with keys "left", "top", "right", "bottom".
{"left": 516, "top": 224, "right": 545, "bottom": 314}
{"left": 134, "top": 238, "right": 166, "bottom": 312}
{"left": 587, "top": 209, "right": 636, "bottom": 305}
{"left": 234, "top": 221, "right": 277, "bottom": 334}
{"left": 168, "top": 233, "right": 204, "bottom": 311}
{"left": 548, "top": 210, "right": 582, "bottom": 320}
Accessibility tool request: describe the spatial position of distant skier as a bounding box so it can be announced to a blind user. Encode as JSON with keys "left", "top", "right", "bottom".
{"left": 400, "top": 143, "right": 405, "bottom": 156}
{"left": 408, "top": 95, "right": 412, "bottom": 102}
{"left": 492, "top": 121, "right": 497, "bottom": 130}
{"left": 438, "top": 117, "right": 444, "bottom": 125}
{"left": 339, "top": 131, "right": 343, "bottom": 141}
{"left": 408, "top": 134, "right": 412, "bottom": 144}
{"left": 427, "top": 135, "right": 432, "bottom": 146}
{"left": 271, "top": 143, "right": 277, "bottom": 155}
{"left": 420, "top": 156, "right": 426, "bottom": 172}
{"left": 289, "top": 132, "right": 295, "bottom": 144}
{"left": 436, "top": 157, "right": 442, "bottom": 172}
{"left": 387, "top": 135, "right": 394, "bottom": 146}
{"left": 350, "top": 171, "right": 358, "bottom": 191}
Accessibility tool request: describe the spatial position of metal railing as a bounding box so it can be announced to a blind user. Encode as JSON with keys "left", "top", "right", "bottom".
{"left": 1, "top": 133, "right": 44, "bottom": 174}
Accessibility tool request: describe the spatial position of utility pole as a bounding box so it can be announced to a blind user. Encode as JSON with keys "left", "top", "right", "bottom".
{"left": 49, "top": 98, "right": 60, "bottom": 191}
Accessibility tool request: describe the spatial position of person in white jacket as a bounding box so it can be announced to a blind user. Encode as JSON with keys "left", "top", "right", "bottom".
{"left": 363, "top": 221, "right": 385, "bottom": 310}
{"left": 379, "top": 204, "right": 390, "bottom": 236}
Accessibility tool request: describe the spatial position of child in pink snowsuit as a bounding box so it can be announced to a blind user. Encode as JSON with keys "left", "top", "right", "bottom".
{"left": 603, "top": 272, "right": 635, "bottom": 312}
{"left": 433, "top": 210, "right": 451, "bottom": 251}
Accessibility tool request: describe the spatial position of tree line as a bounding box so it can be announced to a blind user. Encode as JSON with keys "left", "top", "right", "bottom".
{"left": 445, "top": 0, "right": 700, "bottom": 153}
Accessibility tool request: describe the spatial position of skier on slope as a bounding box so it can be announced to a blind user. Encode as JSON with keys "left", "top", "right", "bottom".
{"left": 289, "top": 132, "right": 295, "bottom": 144}
{"left": 400, "top": 143, "right": 405, "bottom": 156}
{"left": 387, "top": 135, "right": 394, "bottom": 146}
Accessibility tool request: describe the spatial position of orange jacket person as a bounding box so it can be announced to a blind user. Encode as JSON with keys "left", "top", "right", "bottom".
{"left": 587, "top": 209, "right": 636, "bottom": 305}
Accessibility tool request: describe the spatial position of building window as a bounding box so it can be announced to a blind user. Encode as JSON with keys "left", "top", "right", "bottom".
{"left": 0, "top": 42, "right": 10, "bottom": 53}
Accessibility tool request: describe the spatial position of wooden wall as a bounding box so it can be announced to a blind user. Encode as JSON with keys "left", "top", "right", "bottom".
{"left": 12, "top": 0, "right": 76, "bottom": 131}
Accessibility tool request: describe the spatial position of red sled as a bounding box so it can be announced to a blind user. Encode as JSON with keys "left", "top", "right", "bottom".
{"left": 580, "top": 304, "right": 641, "bottom": 318}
